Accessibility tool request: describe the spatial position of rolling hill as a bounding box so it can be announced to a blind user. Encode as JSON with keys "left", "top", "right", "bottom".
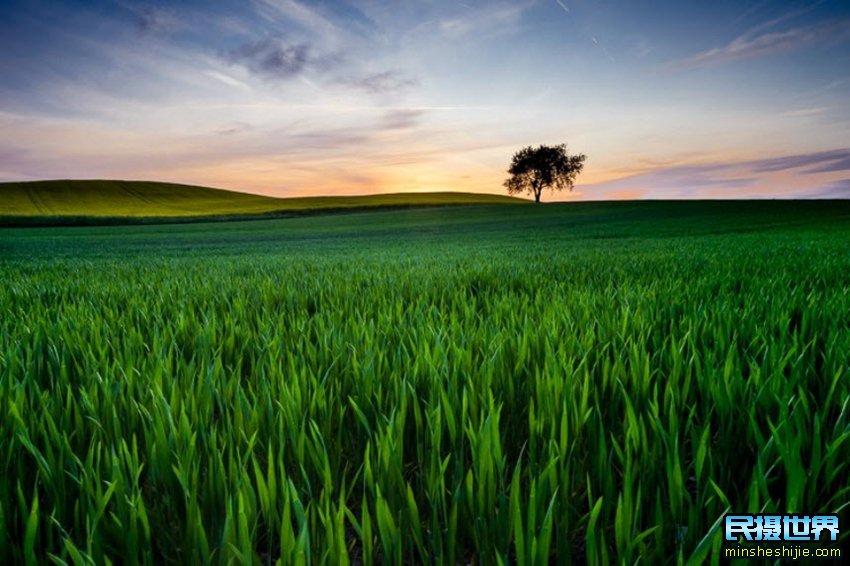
{"left": 0, "top": 179, "right": 525, "bottom": 220}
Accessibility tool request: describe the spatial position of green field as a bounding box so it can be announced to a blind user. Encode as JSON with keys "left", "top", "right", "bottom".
{"left": 1, "top": 200, "right": 849, "bottom": 564}
{"left": 0, "top": 180, "right": 522, "bottom": 222}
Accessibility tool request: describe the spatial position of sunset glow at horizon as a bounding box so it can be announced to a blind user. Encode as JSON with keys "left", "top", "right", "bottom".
{"left": 2, "top": 0, "right": 850, "bottom": 200}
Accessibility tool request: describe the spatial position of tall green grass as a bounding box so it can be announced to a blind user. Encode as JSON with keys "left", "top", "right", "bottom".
{"left": 1, "top": 202, "right": 848, "bottom": 564}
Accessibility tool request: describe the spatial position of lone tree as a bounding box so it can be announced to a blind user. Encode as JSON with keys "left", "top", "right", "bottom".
{"left": 504, "top": 144, "right": 586, "bottom": 203}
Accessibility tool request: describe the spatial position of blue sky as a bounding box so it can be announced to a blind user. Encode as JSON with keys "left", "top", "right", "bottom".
{"left": 1, "top": 0, "right": 850, "bottom": 199}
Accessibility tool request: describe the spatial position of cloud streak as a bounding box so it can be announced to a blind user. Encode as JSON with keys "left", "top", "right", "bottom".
{"left": 344, "top": 70, "right": 418, "bottom": 94}
{"left": 134, "top": 7, "right": 182, "bottom": 36}
{"left": 578, "top": 148, "right": 850, "bottom": 201}
{"left": 379, "top": 109, "right": 425, "bottom": 130}
{"left": 228, "top": 39, "right": 315, "bottom": 79}
{"left": 436, "top": 2, "right": 531, "bottom": 40}
{"left": 803, "top": 156, "right": 850, "bottom": 174}
{"left": 253, "top": 0, "right": 340, "bottom": 44}
{"left": 745, "top": 149, "right": 850, "bottom": 173}
{"left": 670, "top": 19, "right": 850, "bottom": 70}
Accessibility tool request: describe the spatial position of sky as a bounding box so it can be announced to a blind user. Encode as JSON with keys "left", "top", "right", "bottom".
{"left": 1, "top": 0, "right": 850, "bottom": 200}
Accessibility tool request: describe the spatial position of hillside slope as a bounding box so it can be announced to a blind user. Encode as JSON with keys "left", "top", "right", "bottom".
{"left": 0, "top": 180, "right": 524, "bottom": 219}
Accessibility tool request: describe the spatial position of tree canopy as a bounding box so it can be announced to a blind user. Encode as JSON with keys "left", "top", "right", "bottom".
{"left": 504, "top": 144, "right": 586, "bottom": 202}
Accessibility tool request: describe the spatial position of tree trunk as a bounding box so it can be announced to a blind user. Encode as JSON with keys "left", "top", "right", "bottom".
{"left": 534, "top": 187, "right": 542, "bottom": 203}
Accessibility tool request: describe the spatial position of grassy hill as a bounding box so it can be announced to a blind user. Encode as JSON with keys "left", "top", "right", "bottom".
{"left": 0, "top": 179, "right": 524, "bottom": 221}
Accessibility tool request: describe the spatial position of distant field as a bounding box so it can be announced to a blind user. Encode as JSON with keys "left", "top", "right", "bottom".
{"left": 0, "top": 179, "right": 523, "bottom": 221}
{"left": 1, "top": 201, "right": 849, "bottom": 564}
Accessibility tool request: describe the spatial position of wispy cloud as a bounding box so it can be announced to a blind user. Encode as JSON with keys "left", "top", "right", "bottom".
{"left": 670, "top": 19, "right": 850, "bottom": 70}
{"left": 343, "top": 70, "right": 418, "bottom": 94}
{"left": 134, "top": 7, "right": 182, "bottom": 36}
{"left": 228, "top": 39, "right": 312, "bottom": 79}
{"left": 803, "top": 156, "right": 850, "bottom": 174}
{"left": 779, "top": 107, "right": 828, "bottom": 118}
{"left": 578, "top": 160, "right": 758, "bottom": 199}
{"left": 226, "top": 37, "right": 343, "bottom": 81}
{"left": 747, "top": 149, "right": 850, "bottom": 173}
{"left": 216, "top": 122, "right": 253, "bottom": 136}
{"left": 730, "top": 0, "right": 774, "bottom": 28}
{"left": 379, "top": 109, "right": 426, "bottom": 131}
{"left": 204, "top": 70, "right": 251, "bottom": 90}
{"left": 437, "top": 2, "right": 531, "bottom": 40}
{"left": 253, "top": 0, "right": 339, "bottom": 44}
{"left": 578, "top": 148, "right": 850, "bottom": 200}
{"left": 591, "top": 35, "right": 616, "bottom": 62}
